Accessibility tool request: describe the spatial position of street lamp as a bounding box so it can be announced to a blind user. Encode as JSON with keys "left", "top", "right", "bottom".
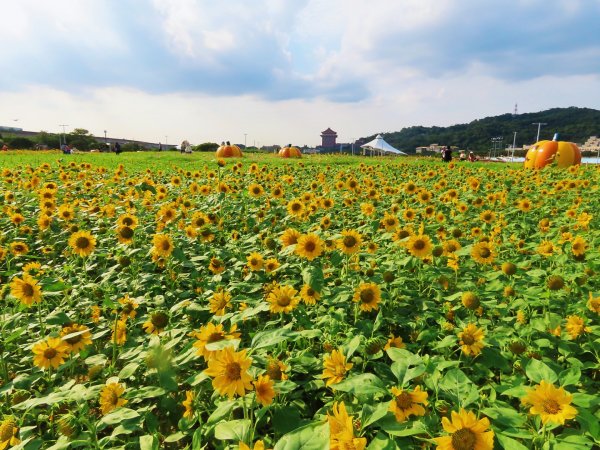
{"left": 532, "top": 122, "right": 547, "bottom": 143}
{"left": 59, "top": 124, "right": 69, "bottom": 147}
{"left": 244, "top": 133, "right": 247, "bottom": 149}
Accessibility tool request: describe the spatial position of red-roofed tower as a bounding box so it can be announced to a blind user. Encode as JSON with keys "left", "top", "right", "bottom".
{"left": 320, "top": 128, "right": 338, "bottom": 148}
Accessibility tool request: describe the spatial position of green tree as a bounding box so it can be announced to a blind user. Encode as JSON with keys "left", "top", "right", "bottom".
{"left": 194, "top": 142, "right": 219, "bottom": 152}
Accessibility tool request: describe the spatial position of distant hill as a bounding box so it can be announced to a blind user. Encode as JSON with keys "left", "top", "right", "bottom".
{"left": 359, "top": 107, "right": 600, "bottom": 153}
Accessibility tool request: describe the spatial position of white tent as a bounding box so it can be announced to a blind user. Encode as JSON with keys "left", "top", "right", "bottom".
{"left": 360, "top": 134, "right": 406, "bottom": 156}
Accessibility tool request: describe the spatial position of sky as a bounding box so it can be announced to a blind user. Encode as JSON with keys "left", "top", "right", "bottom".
{"left": 1, "top": 0, "right": 599, "bottom": 148}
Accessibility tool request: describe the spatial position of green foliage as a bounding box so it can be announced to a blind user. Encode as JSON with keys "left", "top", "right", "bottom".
{"left": 362, "top": 107, "right": 600, "bottom": 153}
{"left": 194, "top": 142, "right": 219, "bottom": 152}
{"left": 6, "top": 136, "right": 35, "bottom": 149}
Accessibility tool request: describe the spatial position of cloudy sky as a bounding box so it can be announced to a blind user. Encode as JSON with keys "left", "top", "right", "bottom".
{"left": 1, "top": 0, "right": 599, "bottom": 147}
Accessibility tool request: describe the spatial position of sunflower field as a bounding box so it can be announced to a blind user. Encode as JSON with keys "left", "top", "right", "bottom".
{"left": 0, "top": 152, "right": 598, "bottom": 450}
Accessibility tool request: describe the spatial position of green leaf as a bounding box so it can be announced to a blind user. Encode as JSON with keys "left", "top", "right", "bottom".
{"left": 559, "top": 366, "right": 581, "bottom": 387}
{"left": 214, "top": 419, "right": 251, "bottom": 441}
{"left": 361, "top": 402, "right": 390, "bottom": 429}
{"left": 367, "top": 432, "right": 399, "bottom": 450}
{"left": 118, "top": 362, "right": 139, "bottom": 379}
{"left": 576, "top": 407, "right": 600, "bottom": 440}
{"left": 273, "top": 420, "right": 329, "bottom": 450}
{"left": 251, "top": 328, "right": 293, "bottom": 350}
{"left": 139, "top": 435, "right": 159, "bottom": 450}
{"left": 332, "top": 373, "right": 387, "bottom": 396}
{"left": 439, "top": 369, "right": 479, "bottom": 407}
{"left": 495, "top": 433, "right": 529, "bottom": 450}
{"left": 302, "top": 265, "right": 324, "bottom": 292}
{"left": 525, "top": 359, "right": 558, "bottom": 384}
{"left": 343, "top": 335, "right": 362, "bottom": 359}
{"left": 164, "top": 432, "right": 186, "bottom": 443}
{"left": 378, "top": 415, "right": 427, "bottom": 437}
{"left": 481, "top": 407, "right": 526, "bottom": 428}
{"left": 99, "top": 408, "right": 141, "bottom": 426}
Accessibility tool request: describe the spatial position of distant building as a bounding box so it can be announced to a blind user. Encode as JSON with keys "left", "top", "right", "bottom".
{"left": 320, "top": 128, "right": 338, "bottom": 148}
{"left": 581, "top": 136, "right": 600, "bottom": 153}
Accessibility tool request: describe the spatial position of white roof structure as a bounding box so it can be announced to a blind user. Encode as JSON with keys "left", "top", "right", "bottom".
{"left": 360, "top": 134, "right": 407, "bottom": 155}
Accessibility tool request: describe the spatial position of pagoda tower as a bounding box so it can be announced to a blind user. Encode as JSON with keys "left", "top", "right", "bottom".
{"left": 320, "top": 128, "right": 338, "bottom": 148}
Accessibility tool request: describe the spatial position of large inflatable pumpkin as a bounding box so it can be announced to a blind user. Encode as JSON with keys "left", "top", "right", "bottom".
{"left": 278, "top": 145, "right": 302, "bottom": 158}
{"left": 524, "top": 136, "right": 581, "bottom": 169}
{"left": 215, "top": 143, "right": 243, "bottom": 158}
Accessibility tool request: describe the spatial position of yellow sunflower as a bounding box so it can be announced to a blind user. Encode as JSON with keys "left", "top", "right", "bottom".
{"left": 192, "top": 323, "right": 240, "bottom": 360}
{"left": 470, "top": 242, "right": 495, "bottom": 265}
{"left": 521, "top": 381, "right": 577, "bottom": 425}
{"left": 300, "top": 284, "right": 321, "bottom": 305}
{"left": 266, "top": 285, "right": 300, "bottom": 314}
{"left": 60, "top": 323, "right": 92, "bottom": 353}
{"left": 10, "top": 274, "right": 42, "bottom": 306}
{"left": 0, "top": 417, "right": 20, "bottom": 449}
{"left": 264, "top": 258, "right": 280, "bottom": 273}
{"left": 337, "top": 230, "right": 362, "bottom": 255}
{"left": 209, "top": 290, "right": 232, "bottom": 316}
{"left": 280, "top": 228, "right": 301, "bottom": 247}
{"left": 588, "top": 292, "right": 600, "bottom": 314}
{"left": 142, "top": 311, "right": 169, "bottom": 335}
{"left": 182, "top": 391, "right": 195, "bottom": 419}
{"left": 203, "top": 347, "right": 254, "bottom": 399}
{"left": 99, "top": 382, "right": 128, "bottom": 415}
{"left": 116, "top": 213, "right": 138, "bottom": 229}
{"left": 248, "top": 183, "right": 265, "bottom": 198}
{"left": 10, "top": 241, "right": 29, "bottom": 256}
{"left": 380, "top": 212, "right": 399, "bottom": 231}
{"left": 152, "top": 234, "right": 174, "bottom": 258}
{"left": 209, "top": 257, "right": 225, "bottom": 274}
{"left": 286, "top": 198, "right": 305, "bottom": 217}
{"left": 295, "top": 233, "right": 324, "bottom": 260}
{"left": 68, "top": 230, "right": 96, "bottom": 257}
{"left": 328, "top": 402, "right": 367, "bottom": 450}
{"left": 565, "top": 315, "right": 590, "bottom": 339}
{"left": 116, "top": 226, "right": 134, "bottom": 245}
{"left": 384, "top": 334, "right": 405, "bottom": 350}
{"left": 571, "top": 236, "right": 587, "bottom": 256}
{"left": 112, "top": 319, "right": 127, "bottom": 345}
{"left": 246, "top": 252, "right": 264, "bottom": 271}
{"left": 406, "top": 233, "right": 433, "bottom": 259}
{"left": 118, "top": 294, "right": 139, "bottom": 320}
{"left": 254, "top": 374, "right": 276, "bottom": 406}
{"left": 458, "top": 323, "right": 485, "bottom": 356}
{"left": 322, "top": 349, "right": 353, "bottom": 386}
{"left": 266, "top": 357, "right": 288, "bottom": 381}
{"left": 434, "top": 409, "right": 494, "bottom": 450}
{"left": 32, "top": 337, "right": 69, "bottom": 370}
{"left": 389, "top": 386, "right": 428, "bottom": 422}
{"left": 353, "top": 282, "right": 381, "bottom": 312}
{"left": 239, "top": 441, "right": 268, "bottom": 450}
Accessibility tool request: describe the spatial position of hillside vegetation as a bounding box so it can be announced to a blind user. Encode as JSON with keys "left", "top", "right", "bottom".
{"left": 361, "top": 107, "right": 600, "bottom": 153}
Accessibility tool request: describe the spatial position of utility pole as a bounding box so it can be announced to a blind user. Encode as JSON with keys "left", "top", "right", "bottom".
{"left": 59, "top": 124, "right": 68, "bottom": 147}
{"left": 244, "top": 133, "right": 247, "bottom": 149}
{"left": 511, "top": 132, "right": 517, "bottom": 162}
{"left": 532, "top": 122, "right": 547, "bottom": 143}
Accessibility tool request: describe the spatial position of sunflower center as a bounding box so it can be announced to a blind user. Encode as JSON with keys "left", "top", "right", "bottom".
{"left": 44, "top": 348, "right": 58, "bottom": 359}
{"left": 360, "top": 289, "right": 375, "bottom": 304}
{"left": 451, "top": 428, "right": 477, "bottom": 450}
{"left": 207, "top": 332, "right": 224, "bottom": 343}
{"left": 75, "top": 237, "right": 90, "bottom": 249}
{"left": 413, "top": 239, "right": 426, "bottom": 250}
{"left": 478, "top": 247, "right": 491, "bottom": 258}
{"left": 122, "top": 217, "right": 134, "bottom": 226}
{"left": 462, "top": 333, "right": 475, "bottom": 345}
{"left": 291, "top": 203, "right": 301, "bottom": 212}
{"left": 395, "top": 391, "right": 413, "bottom": 409}
{"left": 343, "top": 236, "right": 357, "bottom": 248}
{"left": 542, "top": 399, "right": 561, "bottom": 415}
{"left": 151, "top": 313, "right": 169, "bottom": 328}
{"left": 304, "top": 241, "right": 316, "bottom": 252}
{"left": 65, "top": 333, "right": 82, "bottom": 345}
{"left": 225, "top": 362, "right": 242, "bottom": 380}
{"left": 0, "top": 420, "right": 16, "bottom": 441}
{"left": 277, "top": 295, "right": 292, "bottom": 307}
{"left": 267, "top": 363, "right": 283, "bottom": 380}
{"left": 120, "top": 227, "right": 134, "bottom": 238}
{"left": 161, "top": 240, "right": 171, "bottom": 251}
{"left": 22, "top": 283, "right": 35, "bottom": 297}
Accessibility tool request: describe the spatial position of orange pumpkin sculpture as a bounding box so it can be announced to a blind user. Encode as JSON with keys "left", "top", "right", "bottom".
{"left": 524, "top": 134, "right": 581, "bottom": 169}
{"left": 215, "top": 142, "right": 243, "bottom": 158}
{"left": 278, "top": 145, "right": 302, "bottom": 158}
